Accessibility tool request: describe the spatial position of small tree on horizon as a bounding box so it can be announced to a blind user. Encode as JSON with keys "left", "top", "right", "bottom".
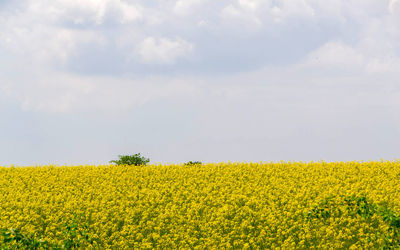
{"left": 184, "top": 161, "right": 202, "bottom": 166}
{"left": 110, "top": 153, "right": 150, "bottom": 166}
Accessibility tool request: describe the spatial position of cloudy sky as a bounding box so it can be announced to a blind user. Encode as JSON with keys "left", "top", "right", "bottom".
{"left": 1, "top": 0, "right": 400, "bottom": 165}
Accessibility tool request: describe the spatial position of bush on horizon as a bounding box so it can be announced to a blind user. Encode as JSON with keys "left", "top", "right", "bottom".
{"left": 110, "top": 153, "right": 150, "bottom": 166}
{"left": 184, "top": 161, "right": 202, "bottom": 166}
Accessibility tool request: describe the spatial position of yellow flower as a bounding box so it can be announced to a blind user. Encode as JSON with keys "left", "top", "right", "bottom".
{"left": 0, "top": 161, "right": 399, "bottom": 248}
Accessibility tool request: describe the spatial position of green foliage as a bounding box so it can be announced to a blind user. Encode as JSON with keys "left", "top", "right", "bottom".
{"left": 377, "top": 205, "right": 400, "bottom": 248}
{"left": 1, "top": 214, "right": 96, "bottom": 249}
{"left": 0, "top": 228, "right": 49, "bottom": 249}
{"left": 306, "top": 196, "right": 335, "bottom": 220}
{"left": 110, "top": 153, "right": 150, "bottom": 166}
{"left": 184, "top": 161, "right": 202, "bottom": 166}
{"left": 344, "top": 195, "right": 376, "bottom": 219}
{"left": 306, "top": 195, "right": 400, "bottom": 248}
{"left": 61, "top": 213, "right": 97, "bottom": 249}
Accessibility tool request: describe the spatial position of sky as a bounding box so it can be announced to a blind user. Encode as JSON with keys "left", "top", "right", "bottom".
{"left": 1, "top": 0, "right": 400, "bottom": 165}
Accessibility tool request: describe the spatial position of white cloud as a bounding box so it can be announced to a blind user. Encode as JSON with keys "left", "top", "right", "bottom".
{"left": 300, "top": 38, "right": 400, "bottom": 78}
{"left": 221, "top": 0, "right": 316, "bottom": 27}
{"left": 118, "top": 1, "right": 143, "bottom": 23}
{"left": 389, "top": 0, "right": 400, "bottom": 12}
{"left": 0, "top": 71, "right": 93, "bottom": 113}
{"left": 136, "top": 37, "right": 194, "bottom": 64}
{"left": 0, "top": 25, "right": 106, "bottom": 67}
{"left": 26, "top": 0, "right": 142, "bottom": 25}
{"left": 302, "top": 41, "right": 365, "bottom": 72}
{"left": 3, "top": 0, "right": 400, "bottom": 165}
{"left": 220, "top": 4, "right": 263, "bottom": 31}
{"left": 174, "top": 0, "right": 209, "bottom": 15}
{"left": 0, "top": 71, "right": 200, "bottom": 113}
{"left": 0, "top": 1, "right": 109, "bottom": 67}
{"left": 1, "top": 0, "right": 399, "bottom": 115}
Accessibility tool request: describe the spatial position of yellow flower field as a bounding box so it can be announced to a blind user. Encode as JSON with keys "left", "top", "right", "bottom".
{"left": 1, "top": 161, "right": 400, "bottom": 248}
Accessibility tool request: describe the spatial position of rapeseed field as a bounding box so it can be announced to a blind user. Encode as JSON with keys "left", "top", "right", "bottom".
{"left": 1, "top": 161, "right": 400, "bottom": 249}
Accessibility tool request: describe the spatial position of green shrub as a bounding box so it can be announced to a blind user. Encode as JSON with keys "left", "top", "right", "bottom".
{"left": 0, "top": 228, "right": 49, "bottom": 249}
{"left": 61, "top": 213, "right": 97, "bottom": 249}
{"left": 110, "top": 153, "right": 150, "bottom": 166}
{"left": 1, "top": 213, "right": 97, "bottom": 249}
{"left": 306, "top": 195, "right": 400, "bottom": 248}
{"left": 184, "top": 161, "right": 202, "bottom": 166}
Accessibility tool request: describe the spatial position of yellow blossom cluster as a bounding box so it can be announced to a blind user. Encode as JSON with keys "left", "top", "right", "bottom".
{"left": 1, "top": 161, "right": 400, "bottom": 248}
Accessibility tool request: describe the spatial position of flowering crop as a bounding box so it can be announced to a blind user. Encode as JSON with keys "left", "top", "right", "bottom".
{"left": 1, "top": 161, "right": 400, "bottom": 248}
